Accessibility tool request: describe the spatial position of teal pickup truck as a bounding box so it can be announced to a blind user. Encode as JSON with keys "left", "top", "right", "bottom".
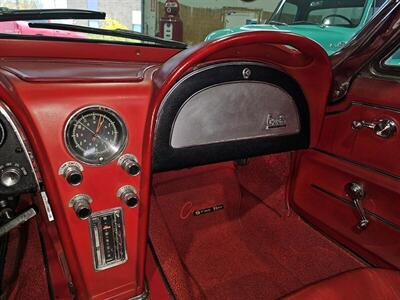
{"left": 206, "top": 0, "right": 386, "bottom": 55}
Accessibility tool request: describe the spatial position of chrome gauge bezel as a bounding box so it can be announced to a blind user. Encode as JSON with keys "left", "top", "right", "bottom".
{"left": 64, "top": 105, "right": 128, "bottom": 166}
{"left": 0, "top": 121, "right": 5, "bottom": 147}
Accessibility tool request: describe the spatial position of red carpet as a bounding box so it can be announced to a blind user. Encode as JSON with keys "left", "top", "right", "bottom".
{"left": 150, "top": 155, "right": 364, "bottom": 300}
{"left": 2, "top": 218, "right": 49, "bottom": 300}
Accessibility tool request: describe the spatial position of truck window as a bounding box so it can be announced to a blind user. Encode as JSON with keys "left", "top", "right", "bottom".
{"left": 278, "top": 2, "right": 299, "bottom": 24}
{"left": 308, "top": 7, "right": 365, "bottom": 26}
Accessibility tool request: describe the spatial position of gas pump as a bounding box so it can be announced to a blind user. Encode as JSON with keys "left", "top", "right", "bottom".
{"left": 159, "top": 0, "right": 183, "bottom": 42}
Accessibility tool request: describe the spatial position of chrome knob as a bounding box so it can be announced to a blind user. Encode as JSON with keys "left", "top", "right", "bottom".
{"left": 117, "top": 185, "right": 139, "bottom": 208}
{"left": 59, "top": 161, "right": 83, "bottom": 186}
{"left": 64, "top": 166, "right": 83, "bottom": 185}
{"left": 118, "top": 154, "right": 141, "bottom": 176}
{"left": 0, "top": 167, "right": 22, "bottom": 187}
{"left": 374, "top": 119, "right": 397, "bottom": 138}
{"left": 69, "top": 194, "right": 92, "bottom": 220}
{"left": 345, "top": 182, "right": 365, "bottom": 200}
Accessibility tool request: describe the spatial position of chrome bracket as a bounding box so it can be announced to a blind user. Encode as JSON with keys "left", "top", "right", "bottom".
{"left": 352, "top": 118, "right": 397, "bottom": 139}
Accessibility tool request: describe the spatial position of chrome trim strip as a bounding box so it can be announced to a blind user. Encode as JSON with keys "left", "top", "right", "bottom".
{"left": 128, "top": 286, "right": 149, "bottom": 300}
{"left": 313, "top": 149, "right": 400, "bottom": 181}
{"left": 351, "top": 100, "right": 400, "bottom": 113}
{"left": 0, "top": 101, "right": 41, "bottom": 188}
{"left": 327, "top": 100, "right": 400, "bottom": 116}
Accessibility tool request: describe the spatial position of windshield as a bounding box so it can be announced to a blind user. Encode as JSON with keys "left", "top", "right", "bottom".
{"left": 270, "top": 0, "right": 368, "bottom": 27}
{"left": 0, "top": 0, "right": 378, "bottom": 47}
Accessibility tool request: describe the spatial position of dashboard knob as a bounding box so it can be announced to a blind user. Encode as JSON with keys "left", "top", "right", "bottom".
{"left": 1, "top": 167, "right": 22, "bottom": 187}
{"left": 59, "top": 161, "right": 83, "bottom": 186}
{"left": 64, "top": 166, "right": 83, "bottom": 185}
{"left": 69, "top": 194, "right": 92, "bottom": 220}
{"left": 118, "top": 154, "right": 141, "bottom": 176}
{"left": 117, "top": 185, "right": 139, "bottom": 208}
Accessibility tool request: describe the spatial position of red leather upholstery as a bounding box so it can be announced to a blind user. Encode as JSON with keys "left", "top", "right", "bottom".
{"left": 284, "top": 268, "right": 400, "bottom": 300}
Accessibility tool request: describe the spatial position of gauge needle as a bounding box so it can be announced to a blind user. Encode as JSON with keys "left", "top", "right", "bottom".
{"left": 93, "top": 116, "right": 105, "bottom": 141}
{"left": 77, "top": 121, "right": 108, "bottom": 145}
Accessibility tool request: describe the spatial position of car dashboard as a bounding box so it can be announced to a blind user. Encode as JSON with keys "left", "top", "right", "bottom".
{"left": 0, "top": 32, "right": 331, "bottom": 299}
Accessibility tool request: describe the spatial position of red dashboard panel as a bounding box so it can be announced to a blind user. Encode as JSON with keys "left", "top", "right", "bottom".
{"left": 0, "top": 38, "right": 179, "bottom": 62}
{"left": 0, "top": 32, "right": 333, "bottom": 299}
{"left": 0, "top": 58, "right": 155, "bottom": 83}
{"left": 0, "top": 39, "right": 180, "bottom": 299}
{"left": 0, "top": 61, "right": 159, "bottom": 299}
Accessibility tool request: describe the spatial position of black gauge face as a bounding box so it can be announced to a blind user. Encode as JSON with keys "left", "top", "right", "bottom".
{"left": 65, "top": 106, "right": 127, "bottom": 165}
{"left": 0, "top": 121, "right": 5, "bottom": 147}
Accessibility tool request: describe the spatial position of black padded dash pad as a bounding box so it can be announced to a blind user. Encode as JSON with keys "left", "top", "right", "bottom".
{"left": 152, "top": 62, "right": 310, "bottom": 172}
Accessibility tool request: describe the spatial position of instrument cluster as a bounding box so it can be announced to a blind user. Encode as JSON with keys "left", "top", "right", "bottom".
{"left": 0, "top": 103, "right": 38, "bottom": 197}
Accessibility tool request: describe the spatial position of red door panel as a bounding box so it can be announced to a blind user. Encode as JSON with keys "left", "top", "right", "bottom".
{"left": 293, "top": 150, "right": 400, "bottom": 268}
{"left": 293, "top": 74, "right": 400, "bottom": 269}
{"left": 319, "top": 102, "right": 400, "bottom": 177}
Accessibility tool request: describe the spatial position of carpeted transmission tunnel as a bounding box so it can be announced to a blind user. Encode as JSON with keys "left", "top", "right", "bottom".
{"left": 149, "top": 156, "right": 364, "bottom": 300}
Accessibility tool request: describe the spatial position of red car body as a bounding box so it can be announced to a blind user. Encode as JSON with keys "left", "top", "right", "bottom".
{"left": 0, "top": 20, "right": 85, "bottom": 38}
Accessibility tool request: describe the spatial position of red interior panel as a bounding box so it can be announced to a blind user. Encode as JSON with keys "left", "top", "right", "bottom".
{"left": 0, "top": 38, "right": 180, "bottom": 62}
{"left": 0, "top": 65, "right": 158, "bottom": 299}
{"left": 0, "top": 58, "right": 156, "bottom": 83}
{"left": 322, "top": 75, "right": 400, "bottom": 184}
{"left": 293, "top": 150, "right": 400, "bottom": 268}
{"left": 0, "top": 32, "right": 333, "bottom": 299}
{"left": 293, "top": 72, "right": 400, "bottom": 269}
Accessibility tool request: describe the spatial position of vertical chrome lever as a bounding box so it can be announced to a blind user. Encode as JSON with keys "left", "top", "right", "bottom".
{"left": 345, "top": 182, "right": 369, "bottom": 230}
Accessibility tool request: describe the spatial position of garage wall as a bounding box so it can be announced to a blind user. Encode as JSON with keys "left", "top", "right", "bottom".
{"left": 180, "top": 0, "right": 278, "bottom": 10}
{"left": 144, "top": 0, "right": 280, "bottom": 45}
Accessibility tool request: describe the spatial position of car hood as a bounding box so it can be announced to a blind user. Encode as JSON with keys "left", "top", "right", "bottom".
{"left": 205, "top": 24, "right": 356, "bottom": 55}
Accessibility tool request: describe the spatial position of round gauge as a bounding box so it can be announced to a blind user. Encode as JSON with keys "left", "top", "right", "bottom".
{"left": 65, "top": 106, "right": 128, "bottom": 165}
{"left": 0, "top": 121, "right": 5, "bottom": 147}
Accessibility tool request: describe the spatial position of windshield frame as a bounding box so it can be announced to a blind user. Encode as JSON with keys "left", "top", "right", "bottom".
{"left": 0, "top": 31, "right": 185, "bottom": 49}
{"left": 0, "top": 7, "right": 186, "bottom": 49}
{"left": 268, "top": 0, "right": 370, "bottom": 28}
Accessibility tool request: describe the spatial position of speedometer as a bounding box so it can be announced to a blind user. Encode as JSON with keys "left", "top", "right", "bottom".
{"left": 65, "top": 106, "right": 128, "bottom": 165}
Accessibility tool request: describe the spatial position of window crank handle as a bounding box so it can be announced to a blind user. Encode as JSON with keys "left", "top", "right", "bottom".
{"left": 344, "top": 182, "right": 369, "bottom": 230}
{"left": 353, "top": 198, "right": 369, "bottom": 229}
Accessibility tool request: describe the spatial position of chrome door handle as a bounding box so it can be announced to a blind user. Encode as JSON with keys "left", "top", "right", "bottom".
{"left": 352, "top": 119, "right": 397, "bottom": 138}
{"left": 345, "top": 182, "right": 369, "bottom": 230}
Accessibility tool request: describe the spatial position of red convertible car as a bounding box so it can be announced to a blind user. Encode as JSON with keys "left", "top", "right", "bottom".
{"left": 0, "top": 2, "right": 400, "bottom": 300}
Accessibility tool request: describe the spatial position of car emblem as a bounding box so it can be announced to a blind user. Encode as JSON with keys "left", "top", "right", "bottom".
{"left": 265, "top": 113, "right": 287, "bottom": 130}
{"left": 242, "top": 68, "right": 251, "bottom": 79}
